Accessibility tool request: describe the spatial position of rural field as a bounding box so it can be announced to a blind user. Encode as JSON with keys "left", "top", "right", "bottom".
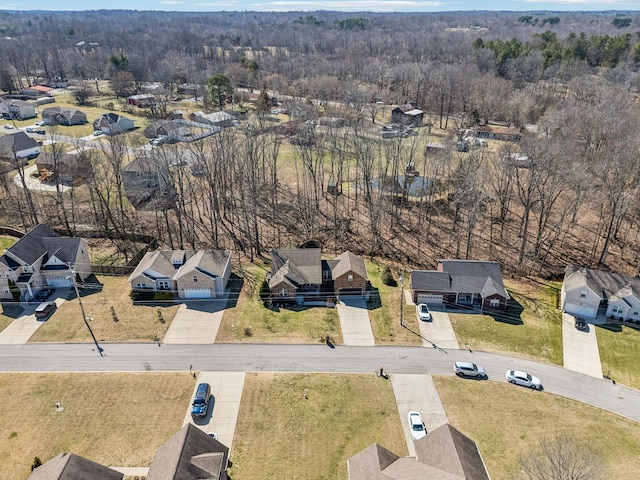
{"left": 0, "top": 372, "right": 194, "bottom": 480}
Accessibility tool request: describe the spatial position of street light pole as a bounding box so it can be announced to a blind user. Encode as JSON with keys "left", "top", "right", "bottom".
{"left": 399, "top": 268, "right": 405, "bottom": 327}
{"left": 70, "top": 266, "right": 103, "bottom": 357}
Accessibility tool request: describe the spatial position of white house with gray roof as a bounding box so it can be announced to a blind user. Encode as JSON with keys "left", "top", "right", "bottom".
{"left": 0, "top": 224, "right": 91, "bottom": 301}
{"left": 128, "top": 249, "right": 231, "bottom": 299}
{"left": 562, "top": 265, "right": 640, "bottom": 321}
{"left": 0, "top": 131, "right": 41, "bottom": 160}
{"left": 410, "top": 259, "right": 509, "bottom": 310}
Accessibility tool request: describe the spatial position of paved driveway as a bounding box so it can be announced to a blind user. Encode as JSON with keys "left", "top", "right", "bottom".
{"left": 336, "top": 297, "right": 375, "bottom": 346}
{"left": 562, "top": 312, "right": 603, "bottom": 378}
{"left": 182, "top": 371, "right": 245, "bottom": 450}
{"left": 418, "top": 310, "right": 460, "bottom": 350}
{"left": 391, "top": 374, "right": 448, "bottom": 457}
{"left": 163, "top": 296, "right": 227, "bottom": 344}
{"left": 0, "top": 298, "right": 66, "bottom": 344}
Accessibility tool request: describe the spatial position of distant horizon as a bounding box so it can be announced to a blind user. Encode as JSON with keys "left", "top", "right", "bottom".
{"left": 0, "top": 1, "right": 639, "bottom": 13}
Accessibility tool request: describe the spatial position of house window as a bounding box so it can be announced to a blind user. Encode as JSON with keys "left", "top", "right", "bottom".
{"left": 347, "top": 274, "right": 354, "bottom": 283}
{"left": 580, "top": 289, "right": 587, "bottom": 298}
{"left": 323, "top": 270, "right": 331, "bottom": 280}
{"left": 489, "top": 299, "right": 500, "bottom": 308}
{"left": 458, "top": 293, "right": 472, "bottom": 303}
{"left": 612, "top": 305, "right": 624, "bottom": 314}
{"left": 279, "top": 289, "right": 288, "bottom": 297}
{"left": 634, "top": 311, "right": 639, "bottom": 316}
{"left": 158, "top": 280, "right": 170, "bottom": 290}
{"left": 135, "top": 283, "right": 147, "bottom": 289}
{"left": 193, "top": 275, "right": 198, "bottom": 283}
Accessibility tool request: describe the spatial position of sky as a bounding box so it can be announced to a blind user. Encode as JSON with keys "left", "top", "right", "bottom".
{"left": 0, "top": 0, "right": 638, "bottom": 13}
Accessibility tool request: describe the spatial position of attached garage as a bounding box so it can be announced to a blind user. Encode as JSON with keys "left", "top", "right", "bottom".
{"left": 46, "top": 277, "right": 72, "bottom": 287}
{"left": 183, "top": 288, "right": 212, "bottom": 299}
{"left": 564, "top": 303, "right": 597, "bottom": 318}
{"left": 416, "top": 294, "right": 443, "bottom": 304}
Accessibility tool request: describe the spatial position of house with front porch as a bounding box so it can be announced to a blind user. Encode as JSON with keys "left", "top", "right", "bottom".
{"left": 562, "top": 265, "right": 640, "bottom": 321}
{"left": 128, "top": 250, "right": 231, "bottom": 299}
{"left": 0, "top": 224, "right": 91, "bottom": 301}
{"left": 410, "top": 259, "right": 509, "bottom": 310}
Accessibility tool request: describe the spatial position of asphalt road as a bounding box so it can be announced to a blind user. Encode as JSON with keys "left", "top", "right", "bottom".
{"left": 1, "top": 343, "right": 638, "bottom": 424}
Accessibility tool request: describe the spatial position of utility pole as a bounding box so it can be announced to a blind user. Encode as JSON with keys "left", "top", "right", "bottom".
{"left": 399, "top": 269, "right": 405, "bottom": 327}
{"left": 70, "top": 266, "right": 103, "bottom": 357}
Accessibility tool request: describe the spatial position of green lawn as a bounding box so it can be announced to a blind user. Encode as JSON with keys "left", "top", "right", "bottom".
{"left": 435, "top": 376, "right": 640, "bottom": 479}
{"left": 217, "top": 264, "right": 342, "bottom": 344}
{"left": 366, "top": 260, "right": 422, "bottom": 345}
{"left": 449, "top": 279, "right": 563, "bottom": 364}
{"left": 596, "top": 324, "right": 640, "bottom": 390}
{"left": 229, "top": 373, "right": 406, "bottom": 480}
{"left": 0, "top": 373, "right": 194, "bottom": 480}
{"left": 0, "top": 235, "right": 17, "bottom": 250}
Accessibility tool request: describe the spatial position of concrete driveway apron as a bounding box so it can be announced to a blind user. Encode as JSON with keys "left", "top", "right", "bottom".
{"left": 0, "top": 298, "right": 66, "bottom": 344}
{"left": 163, "top": 295, "right": 227, "bottom": 344}
{"left": 562, "top": 312, "right": 603, "bottom": 378}
{"left": 418, "top": 310, "right": 460, "bottom": 350}
{"left": 336, "top": 297, "right": 375, "bottom": 346}
{"left": 391, "top": 374, "right": 448, "bottom": 457}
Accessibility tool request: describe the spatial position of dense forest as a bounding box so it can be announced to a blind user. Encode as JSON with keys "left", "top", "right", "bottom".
{"left": 1, "top": 9, "right": 640, "bottom": 278}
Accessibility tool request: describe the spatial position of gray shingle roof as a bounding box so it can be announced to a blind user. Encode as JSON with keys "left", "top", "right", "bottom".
{"left": 129, "top": 250, "right": 230, "bottom": 283}
{"left": 0, "top": 131, "right": 40, "bottom": 155}
{"left": 146, "top": 423, "right": 229, "bottom": 480}
{"left": 331, "top": 251, "right": 368, "bottom": 280}
{"left": 29, "top": 453, "right": 123, "bottom": 480}
{"left": 410, "top": 271, "right": 451, "bottom": 291}
{"left": 562, "top": 265, "right": 640, "bottom": 300}
{"left": 269, "top": 248, "right": 322, "bottom": 288}
{"left": 2, "top": 224, "right": 83, "bottom": 267}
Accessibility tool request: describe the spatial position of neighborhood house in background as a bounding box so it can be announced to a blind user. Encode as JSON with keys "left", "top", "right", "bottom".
{"left": 410, "top": 259, "right": 509, "bottom": 310}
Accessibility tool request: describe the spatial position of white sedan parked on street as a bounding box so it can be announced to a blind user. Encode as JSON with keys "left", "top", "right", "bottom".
{"left": 407, "top": 411, "right": 427, "bottom": 441}
{"left": 506, "top": 370, "right": 542, "bottom": 390}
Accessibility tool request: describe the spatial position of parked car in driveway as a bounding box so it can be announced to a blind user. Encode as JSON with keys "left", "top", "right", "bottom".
{"left": 191, "top": 383, "right": 211, "bottom": 418}
{"left": 575, "top": 318, "right": 588, "bottom": 331}
{"left": 506, "top": 370, "right": 542, "bottom": 390}
{"left": 34, "top": 301, "right": 57, "bottom": 320}
{"left": 4, "top": 124, "right": 14, "bottom": 129}
{"left": 407, "top": 411, "right": 427, "bottom": 441}
{"left": 35, "top": 288, "right": 55, "bottom": 302}
{"left": 416, "top": 303, "right": 432, "bottom": 321}
{"left": 454, "top": 361, "right": 486, "bottom": 378}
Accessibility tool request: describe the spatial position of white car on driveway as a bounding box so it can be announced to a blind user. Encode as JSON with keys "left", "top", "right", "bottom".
{"left": 416, "top": 303, "right": 432, "bottom": 321}
{"left": 506, "top": 370, "right": 542, "bottom": 390}
{"left": 407, "top": 411, "right": 427, "bottom": 441}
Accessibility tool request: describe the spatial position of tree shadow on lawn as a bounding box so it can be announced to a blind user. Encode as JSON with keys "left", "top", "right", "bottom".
{"left": 75, "top": 274, "right": 104, "bottom": 298}
{"left": 596, "top": 323, "right": 622, "bottom": 333}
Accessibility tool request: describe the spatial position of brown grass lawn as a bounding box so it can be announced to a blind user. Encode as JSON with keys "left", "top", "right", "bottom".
{"left": 229, "top": 373, "right": 406, "bottom": 480}
{"left": 28, "top": 276, "right": 180, "bottom": 343}
{"left": 596, "top": 324, "right": 640, "bottom": 390}
{"left": 217, "top": 263, "right": 342, "bottom": 344}
{"left": 435, "top": 376, "right": 640, "bottom": 479}
{"left": 0, "top": 373, "right": 194, "bottom": 480}
{"left": 449, "top": 278, "right": 563, "bottom": 364}
{"left": 366, "top": 260, "right": 422, "bottom": 345}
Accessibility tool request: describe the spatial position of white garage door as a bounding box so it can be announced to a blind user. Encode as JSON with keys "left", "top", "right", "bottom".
{"left": 564, "top": 303, "right": 596, "bottom": 318}
{"left": 184, "top": 288, "right": 212, "bottom": 299}
{"left": 46, "top": 278, "right": 72, "bottom": 287}
{"left": 417, "top": 294, "right": 443, "bottom": 304}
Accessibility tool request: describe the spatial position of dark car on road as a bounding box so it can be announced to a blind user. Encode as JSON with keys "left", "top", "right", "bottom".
{"left": 575, "top": 318, "right": 588, "bottom": 331}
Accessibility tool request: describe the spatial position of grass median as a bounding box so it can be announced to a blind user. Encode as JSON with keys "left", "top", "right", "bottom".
{"left": 0, "top": 372, "right": 194, "bottom": 480}
{"left": 229, "top": 373, "right": 406, "bottom": 479}
{"left": 435, "top": 376, "right": 640, "bottom": 479}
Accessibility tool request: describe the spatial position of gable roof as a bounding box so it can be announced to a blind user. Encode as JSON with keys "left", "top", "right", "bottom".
{"left": 128, "top": 250, "right": 230, "bottom": 283}
{"left": 348, "top": 424, "right": 489, "bottom": 480}
{"left": 439, "top": 260, "right": 509, "bottom": 299}
{"left": 0, "top": 131, "right": 40, "bottom": 154}
{"left": 146, "top": 423, "right": 229, "bottom": 480}
{"left": 331, "top": 251, "right": 368, "bottom": 280}
{"left": 564, "top": 265, "right": 640, "bottom": 301}
{"left": 29, "top": 453, "right": 123, "bottom": 480}
{"left": 269, "top": 248, "right": 322, "bottom": 288}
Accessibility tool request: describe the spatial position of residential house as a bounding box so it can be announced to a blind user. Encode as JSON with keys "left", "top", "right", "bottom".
{"left": 128, "top": 249, "right": 231, "bottom": 299}
{"left": 29, "top": 453, "right": 123, "bottom": 480}
{"left": 143, "top": 120, "right": 187, "bottom": 141}
{"left": 561, "top": 265, "right": 640, "bottom": 321}
{"left": 93, "top": 113, "right": 136, "bottom": 135}
{"left": 121, "top": 155, "right": 173, "bottom": 210}
{"left": 347, "top": 423, "right": 490, "bottom": 480}
{"left": 0, "top": 99, "right": 37, "bottom": 120}
{"left": 189, "top": 111, "right": 235, "bottom": 128}
{"left": 391, "top": 103, "right": 424, "bottom": 126}
{"left": 410, "top": 259, "right": 509, "bottom": 310}
{"left": 35, "top": 151, "right": 93, "bottom": 183}
{"left": 127, "top": 93, "right": 155, "bottom": 106}
{"left": 0, "top": 131, "right": 41, "bottom": 161}
{"left": 0, "top": 224, "right": 92, "bottom": 301}
{"left": 30, "top": 424, "right": 230, "bottom": 480}
{"left": 268, "top": 248, "right": 368, "bottom": 302}
{"left": 41, "top": 106, "right": 88, "bottom": 126}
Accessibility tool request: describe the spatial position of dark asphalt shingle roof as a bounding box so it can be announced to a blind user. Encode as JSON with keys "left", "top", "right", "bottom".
{"left": 269, "top": 248, "right": 322, "bottom": 288}
{"left": 29, "top": 453, "right": 123, "bottom": 480}
{"left": 563, "top": 265, "right": 640, "bottom": 300}
{"left": 0, "top": 131, "right": 40, "bottom": 155}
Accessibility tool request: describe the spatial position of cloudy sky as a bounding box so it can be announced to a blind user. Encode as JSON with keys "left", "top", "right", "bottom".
{"left": 0, "top": 0, "right": 637, "bottom": 12}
